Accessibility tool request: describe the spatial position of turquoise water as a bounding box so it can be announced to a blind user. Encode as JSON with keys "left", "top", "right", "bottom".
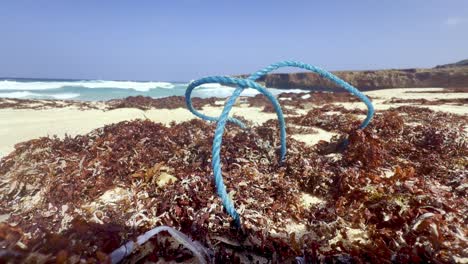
{"left": 0, "top": 78, "right": 308, "bottom": 101}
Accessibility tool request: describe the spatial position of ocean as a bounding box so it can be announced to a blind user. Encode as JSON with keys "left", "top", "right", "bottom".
{"left": 0, "top": 78, "right": 308, "bottom": 101}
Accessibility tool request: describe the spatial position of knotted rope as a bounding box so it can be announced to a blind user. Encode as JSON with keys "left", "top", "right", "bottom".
{"left": 185, "top": 61, "right": 374, "bottom": 227}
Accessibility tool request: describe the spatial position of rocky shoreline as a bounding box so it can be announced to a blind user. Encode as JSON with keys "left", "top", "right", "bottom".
{"left": 248, "top": 60, "right": 468, "bottom": 91}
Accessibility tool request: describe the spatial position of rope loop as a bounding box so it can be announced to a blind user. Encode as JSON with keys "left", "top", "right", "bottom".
{"left": 185, "top": 61, "right": 374, "bottom": 227}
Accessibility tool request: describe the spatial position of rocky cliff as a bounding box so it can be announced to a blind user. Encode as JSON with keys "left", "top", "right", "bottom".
{"left": 253, "top": 60, "right": 468, "bottom": 91}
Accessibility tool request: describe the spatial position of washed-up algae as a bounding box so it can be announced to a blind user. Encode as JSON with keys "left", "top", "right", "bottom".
{"left": 0, "top": 92, "right": 373, "bottom": 111}
{"left": 0, "top": 104, "right": 467, "bottom": 263}
{"left": 0, "top": 95, "right": 219, "bottom": 111}
{"left": 383, "top": 97, "right": 468, "bottom": 106}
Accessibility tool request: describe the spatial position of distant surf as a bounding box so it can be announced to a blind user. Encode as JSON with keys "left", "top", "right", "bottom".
{"left": 0, "top": 78, "right": 308, "bottom": 101}
{"left": 0, "top": 79, "right": 175, "bottom": 92}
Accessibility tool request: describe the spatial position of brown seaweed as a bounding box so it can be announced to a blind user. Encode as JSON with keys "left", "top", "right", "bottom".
{"left": 383, "top": 97, "right": 467, "bottom": 106}
{"left": 0, "top": 101, "right": 467, "bottom": 263}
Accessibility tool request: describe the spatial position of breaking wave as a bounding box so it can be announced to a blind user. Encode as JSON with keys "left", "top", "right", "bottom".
{"left": 0, "top": 91, "right": 80, "bottom": 99}
{"left": 0, "top": 79, "right": 309, "bottom": 100}
{"left": 0, "top": 80, "right": 175, "bottom": 92}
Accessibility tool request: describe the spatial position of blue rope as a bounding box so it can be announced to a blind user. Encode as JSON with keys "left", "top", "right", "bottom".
{"left": 185, "top": 61, "right": 374, "bottom": 227}
{"left": 186, "top": 77, "right": 287, "bottom": 161}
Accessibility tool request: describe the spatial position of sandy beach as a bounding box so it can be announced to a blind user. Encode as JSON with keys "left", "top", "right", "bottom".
{"left": 3, "top": 0, "right": 468, "bottom": 261}
{"left": 1, "top": 87, "right": 466, "bottom": 158}
{"left": 0, "top": 104, "right": 279, "bottom": 158}
{"left": 0, "top": 88, "right": 467, "bottom": 263}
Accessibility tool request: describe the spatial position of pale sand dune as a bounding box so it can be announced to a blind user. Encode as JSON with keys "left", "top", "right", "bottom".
{"left": 0, "top": 88, "right": 466, "bottom": 158}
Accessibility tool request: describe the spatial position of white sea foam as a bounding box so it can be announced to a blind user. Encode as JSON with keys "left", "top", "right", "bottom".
{"left": 269, "top": 88, "right": 308, "bottom": 95}
{"left": 0, "top": 80, "right": 175, "bottom": 92}
{"left": 49, "top": 93, "right": 80, "bottom": 99}
{"left": 196, "top": 87, "right": 259, "bottom": 97}
{"left": 0, "top": 79, "right": 309, "bottom": 100}
{"left": 195, "top": 84, "right": 308, "bottom": 98}
{"left": 197, "top": 83, "right": 229, "bottom": 89}
{"left": 0, "top": 91, "right": 41, "bottom": 98}
{"left": 0, "top": 91, "right": 80, "bottom": 99}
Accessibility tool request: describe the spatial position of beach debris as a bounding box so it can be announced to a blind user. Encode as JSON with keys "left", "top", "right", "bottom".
{"left": 383, "top": 97, "right": 468, "bottom": 106}
{"left": 404, "top": 87, "right": 468, "bottom": 94}
{"left": 0, "top": 97, "right": 102, "bottom": 110}
{"left": 107, "top": 95, "right": 218, "bottom": 111}
{"left": 185, "top": 61, "right": 374, "bottom": 227}
{"left": 110, "top": 225, "right": 213, "bottom": 264}
{"left": 0, "top": 99, "right": 466, "bottom": 262}
{"left": 0, "top": 95, "right": 218, "bottom": 111}
{"left": 248, "top": 91, "right": 368, "bottom": 110}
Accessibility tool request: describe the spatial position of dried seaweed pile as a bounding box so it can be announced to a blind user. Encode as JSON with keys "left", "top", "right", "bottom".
{"left": 0, "top": 98, "right": 101, "bottom": 110}
{"left": 0, "top": 93, "right": 367, "bottom": 112}
{"left": 248, "top": 91, "right": 363, "bottom": 111}
{"left": 383, "top": 98, "right": 468, "bottom": 106}
{"left": 0, "top": 119, "right": 306, "bottom": 263}
{"left": 286, "top": 105, "right": 467, "bottom": 262}
{"left": 0, "top": 96, "right": 219, "bottom": 111}
{"left": 287, "top": 105, "right": 365, "bottom": 133}
{"left": 107, "top": 96, "right": 218, "bottom": 110}
{"left": 405, "top": 88, "right": 468, "bottom": 94}
{"left": 0, "top": 105, "right": 467, "bottom": 263}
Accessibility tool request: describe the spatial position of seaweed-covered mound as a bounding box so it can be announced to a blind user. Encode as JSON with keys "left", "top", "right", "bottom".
{"left": 0, "top": 106, "right": 467, "bottom": 263}
{"left": 383, "top": 97, "right": 468, "bottom": 106}
{"left": 0, "top": 95, "right": 219, "bottom": 111}
{"left": 107, "top": 95, "right": 218, "bottom": 110}
{"left": 248, "top": 91, "right": 363, "bottom": 110}
{"left": 0, "top": 92, "right": 373, "bottom": 112}
{"left": 0, "top": 98, "right": 102, "bottom": 110}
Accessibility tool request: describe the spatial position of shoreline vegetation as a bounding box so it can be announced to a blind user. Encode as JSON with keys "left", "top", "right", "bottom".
{"left": 0, "top": 87, "right": 467, "bottom": 263}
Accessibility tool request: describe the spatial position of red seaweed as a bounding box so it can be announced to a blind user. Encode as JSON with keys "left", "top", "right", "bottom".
{"left": 0, "top": 98, "right": 466, "bottom": 263}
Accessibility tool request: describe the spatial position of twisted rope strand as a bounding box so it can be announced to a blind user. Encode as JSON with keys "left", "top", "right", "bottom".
{"left": 185, "top": 61, "right": 374, "bottom": 227}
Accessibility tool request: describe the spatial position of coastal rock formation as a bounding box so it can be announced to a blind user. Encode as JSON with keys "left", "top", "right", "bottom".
{"left": 253, "top": 60, "right": 468, "bottom": 91}
{"left": 435, "top": 59, "right": 468, "bottom": 68}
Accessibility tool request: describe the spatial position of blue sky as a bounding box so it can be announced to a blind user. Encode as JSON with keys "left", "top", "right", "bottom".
{"left": 0, "top": 0, "right": 467, "bottom": 81}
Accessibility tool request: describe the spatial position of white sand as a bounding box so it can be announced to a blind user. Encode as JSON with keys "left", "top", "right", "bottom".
{"left": 291, "top": 127, "right": 337, "bottom": 146}
{"left": 335, "top": 101, "right": 468, "bottom": 115}
{"left": 0, "top": 105, "right": 277, "bottom": 157}
{"left": 0, "top": 108, "right": 145, "bottom": 157}
{"left": 336, "top": 87, "right": 468, "bottom": 115}
{"left": 365, "top": 87, "right": 468, "bottom": 100}
{"left": 0, "top": 87, "right": 466, "bottom": 158}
